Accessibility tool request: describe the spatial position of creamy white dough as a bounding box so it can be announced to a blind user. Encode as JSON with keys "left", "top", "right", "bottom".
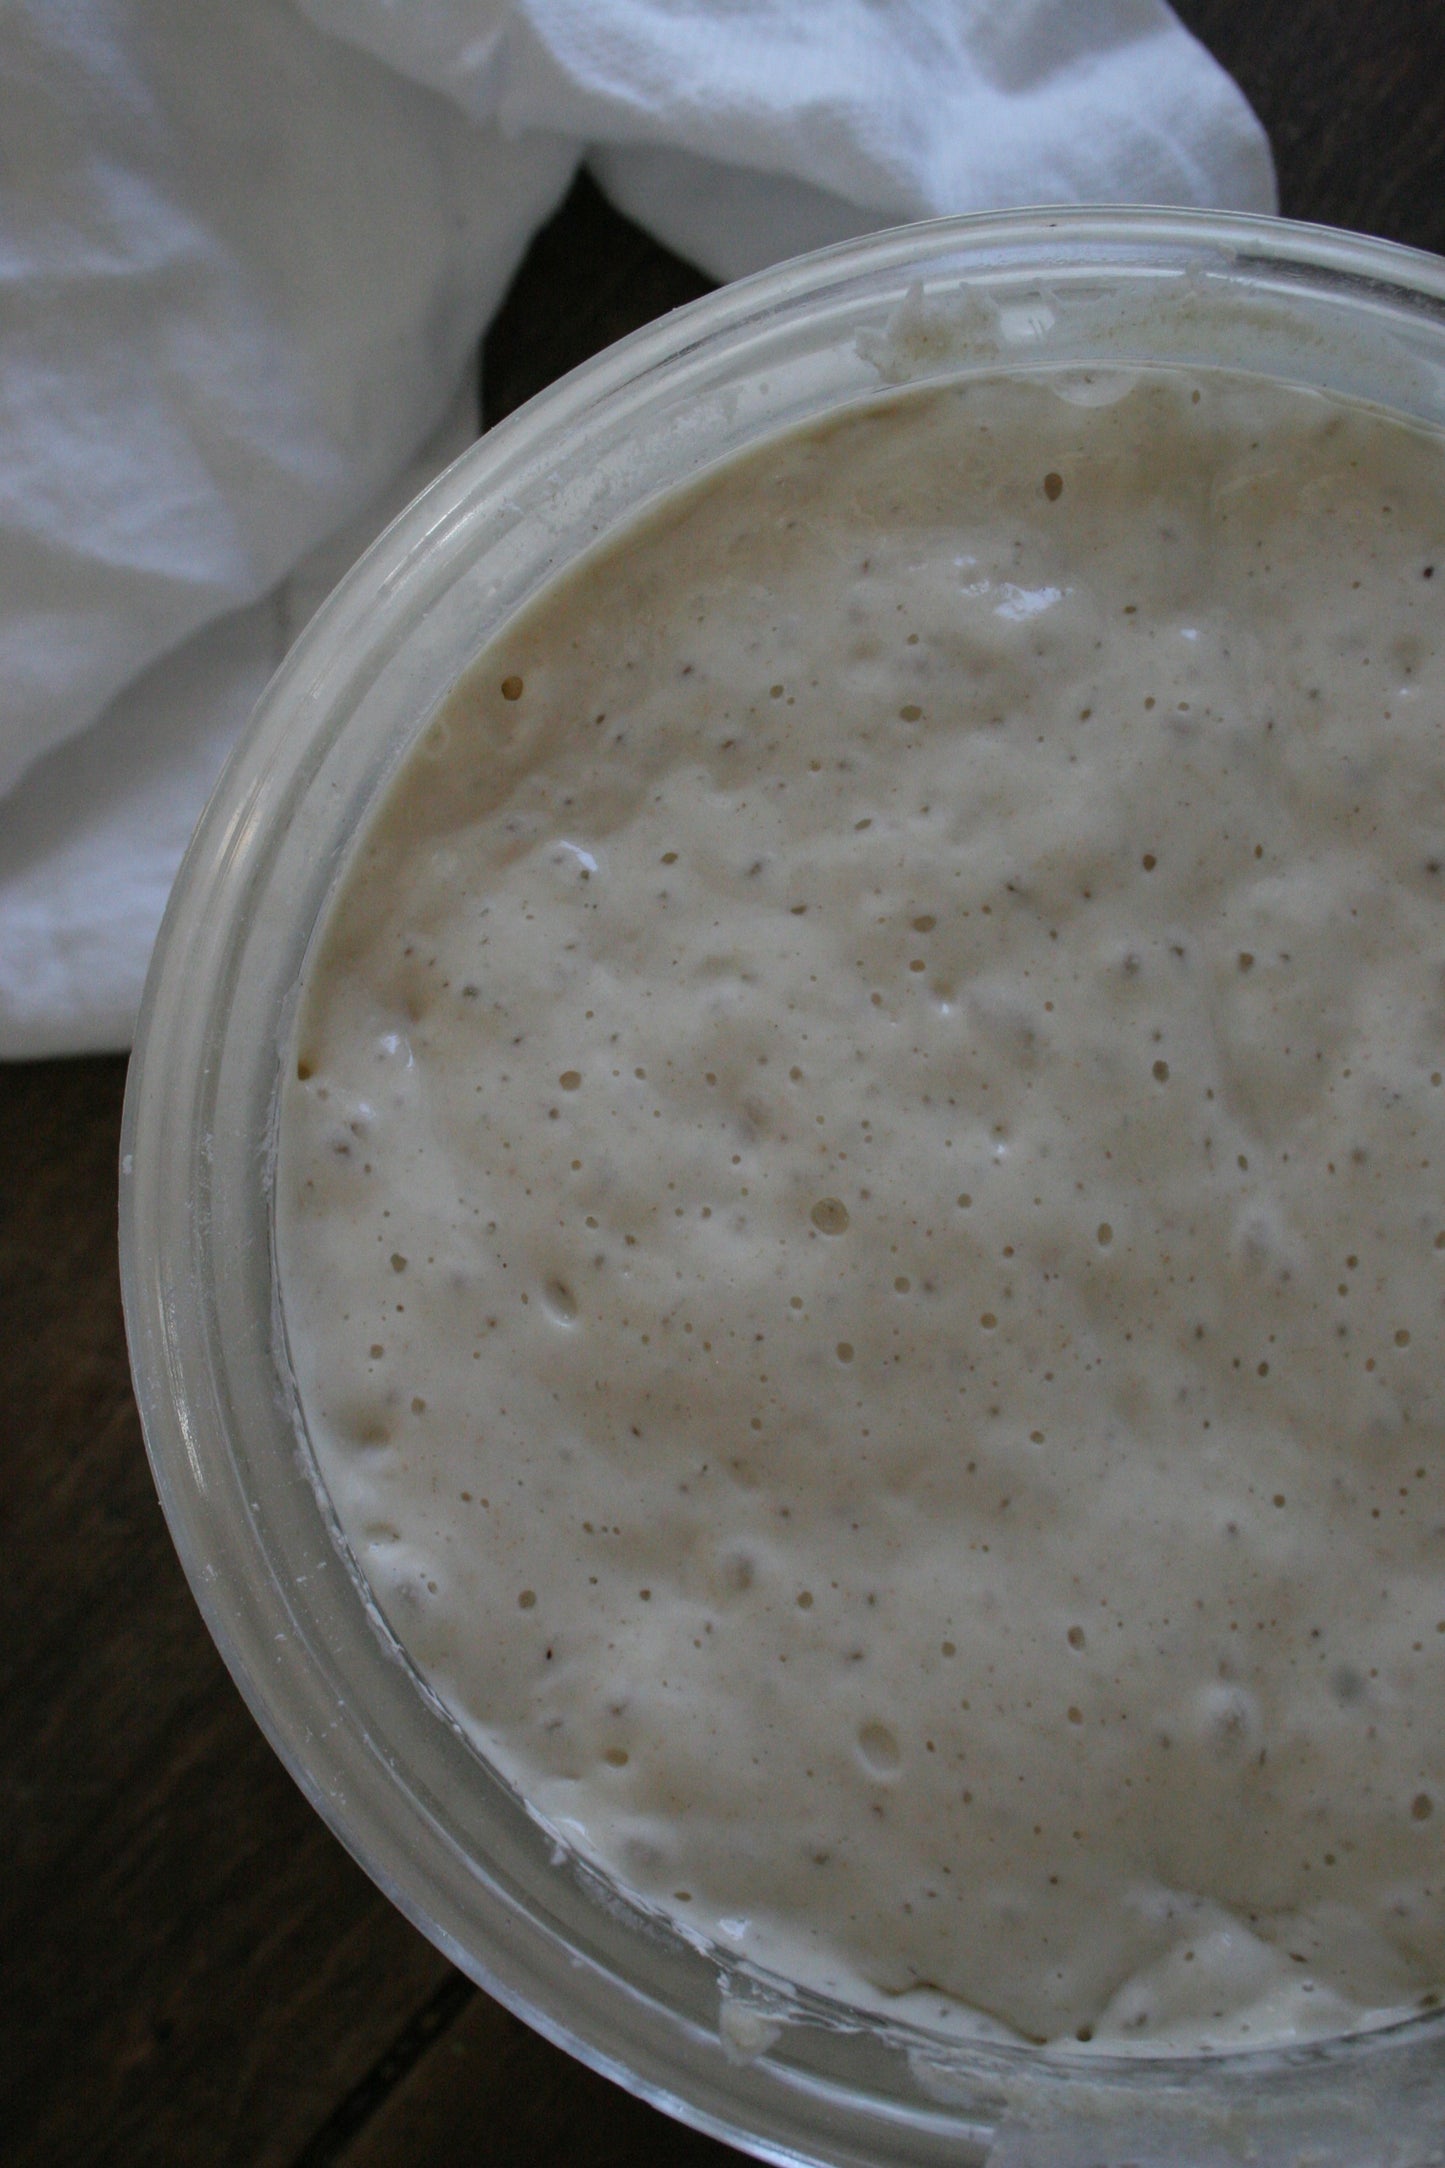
{"left": 277, "top": 369, "right": 1445, "bottom": 2051}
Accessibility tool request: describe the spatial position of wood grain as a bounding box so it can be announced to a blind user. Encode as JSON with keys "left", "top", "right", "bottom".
{"left": 0, "top": 1060, "right": 450, "bottom": 2168}
{"left": 1174, "top": 0, "right": 1445, "bottom": 253}
{"left": 300, "top": 1993, "right": 734, "bottom": 2168}
{"left": 482, "top": 170, "right": 713, "bottom": 431}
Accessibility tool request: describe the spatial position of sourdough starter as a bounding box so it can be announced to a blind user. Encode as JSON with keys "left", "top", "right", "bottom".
{"left": 277, "top": 369, "right": 1445, "bottom": 2050}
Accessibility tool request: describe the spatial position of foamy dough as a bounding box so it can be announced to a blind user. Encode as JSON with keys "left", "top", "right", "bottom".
{"left": 277, "top": 370, "right": 1445, "bottom": 2050}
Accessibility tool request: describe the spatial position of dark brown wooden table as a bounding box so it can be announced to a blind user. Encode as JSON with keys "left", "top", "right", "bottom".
{"left": 6, "top": 7, "right": 1444, "bottom": 2161}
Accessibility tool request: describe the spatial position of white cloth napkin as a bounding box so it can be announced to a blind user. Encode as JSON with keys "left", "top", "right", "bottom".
{"left": 0, "top": 0, "right": 1274, "bottom": 1058}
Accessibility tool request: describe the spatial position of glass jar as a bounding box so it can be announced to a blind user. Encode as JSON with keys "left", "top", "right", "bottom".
{"left": 122, "top": 207, "right": 1445, "bottom": 2167}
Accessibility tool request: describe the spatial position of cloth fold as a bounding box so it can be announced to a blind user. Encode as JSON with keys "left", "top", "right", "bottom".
{"left": 0, "top": 0, "right": 1275, "bottom": 1057}
{"left": 302, "top": 0, "right": 1274, "bottom": 278}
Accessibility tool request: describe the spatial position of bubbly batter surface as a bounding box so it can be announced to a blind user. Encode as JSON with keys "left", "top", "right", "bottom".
{"left": 278, "top": 370, "right": 1445, "bottom": 2049}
